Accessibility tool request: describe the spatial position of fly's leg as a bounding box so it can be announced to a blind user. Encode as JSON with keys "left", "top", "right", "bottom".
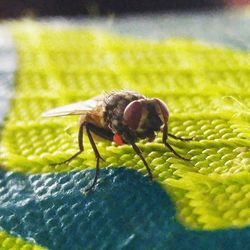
{"left": 50, "top": 122, "right": 85, "bottom": 165}
{"left": 168, "top": 133, "right": 193, "bottom": 141}
{"left": 50, "top": 121, "right": 112, "bottom": 191}
{"left": 164, "top": 141, "right": 190, "bottom": 161}
{"left": 162, "top": 124, "right": 190, "bottom": 161}
{"left": 131, "top": 142, "right": 153, "bottom": 180}
{"left": 85, "top": 123, "right": 114, "bottom": 141}
{"left": 84, "top": 123, "right": 105, "bottom": 193}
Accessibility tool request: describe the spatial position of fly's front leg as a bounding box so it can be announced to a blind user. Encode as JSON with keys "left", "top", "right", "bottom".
{"left": 162, "top": 124, "right": 190, "bottom": 161}
{"left": 50, "top": 122, "right": 85, "bottom": 165}
{"left": 168, "top": 133, "right": 193, "bottom": 141}
{"left": 164, "top": 142, "right": 190, "bottom": 161}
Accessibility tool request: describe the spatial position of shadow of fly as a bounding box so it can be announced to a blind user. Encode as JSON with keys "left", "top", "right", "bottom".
{"left": 42, "top": 90, "right": 192, "bottom": 193}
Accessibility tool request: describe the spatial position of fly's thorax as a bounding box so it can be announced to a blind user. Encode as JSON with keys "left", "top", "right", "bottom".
{"left": 104, "top": 91, "right": 144, "bottom": 134}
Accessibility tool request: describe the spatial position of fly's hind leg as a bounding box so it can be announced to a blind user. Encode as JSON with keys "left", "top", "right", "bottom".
{"left": 84, "top": 123, "right": 114, "bottom": 193}
{"left": 50, "top": 122, "right": 85, "bottom": 166}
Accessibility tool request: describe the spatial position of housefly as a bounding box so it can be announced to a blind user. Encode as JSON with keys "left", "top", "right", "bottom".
{"left": 42, "top": 90, "right": 192, "bottom": 192}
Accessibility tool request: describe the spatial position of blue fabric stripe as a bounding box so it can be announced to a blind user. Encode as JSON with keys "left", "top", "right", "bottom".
{"left": 0, "top": 168, "right": 249, "bottom": 250}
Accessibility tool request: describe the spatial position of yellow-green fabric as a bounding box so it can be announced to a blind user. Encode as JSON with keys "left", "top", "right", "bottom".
{"left": 0, "top": 231, "right": 46, "bottom": 250}
{"left": 0, "top": 22, "right": 250, "bottom": 234}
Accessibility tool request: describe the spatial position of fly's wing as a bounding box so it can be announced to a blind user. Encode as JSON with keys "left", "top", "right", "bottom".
{"left": 42, "top": 95, "right": 104, "bottom": 117}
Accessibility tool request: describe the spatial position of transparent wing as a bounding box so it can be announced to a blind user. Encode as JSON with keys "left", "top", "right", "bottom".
{"left": 42, "top": 95, "right": 104, "bottom": 117}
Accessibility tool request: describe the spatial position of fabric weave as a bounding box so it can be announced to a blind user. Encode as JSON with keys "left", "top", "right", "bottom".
{"left": 0, "top": 22, "right": 249, "bottom": 249}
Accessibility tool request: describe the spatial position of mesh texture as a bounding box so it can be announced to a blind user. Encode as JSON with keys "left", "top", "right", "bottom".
{"left": 0, "top": 231, "right": 46, "bottom": 250}
{"left": 0, "top": 22, "right": 250, "bottom": 235}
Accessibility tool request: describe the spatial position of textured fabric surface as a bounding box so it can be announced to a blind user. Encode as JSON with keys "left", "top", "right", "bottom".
{"left": 0, "top": 168, "right": 249, "bottom": 250}
{"left": 0, "top": 230, "right": 46, "bottom": 250}
{"left": 0, "top": 27, "right": 16, "bottom": 125}
{"left": 0, "top": 20, "right": 250, "bottom": 249}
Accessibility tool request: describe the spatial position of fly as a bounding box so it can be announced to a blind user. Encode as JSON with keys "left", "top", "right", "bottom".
{"left": 42, "top": 90, "right": 192, "bottom": 192}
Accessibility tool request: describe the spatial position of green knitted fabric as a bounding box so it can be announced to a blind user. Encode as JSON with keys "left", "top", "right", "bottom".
{"left": 0, "top": 231, "right": 46, "bottom": 250}
{"left": 1, "top": 22, "right": 250, "bottom": 232}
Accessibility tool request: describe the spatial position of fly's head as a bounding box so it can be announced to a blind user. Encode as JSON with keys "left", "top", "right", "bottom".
{"left": 122, "top": 98, "right": 169, "bottom": 142}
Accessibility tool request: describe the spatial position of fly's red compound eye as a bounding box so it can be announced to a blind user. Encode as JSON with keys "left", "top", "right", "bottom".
{"left": 123, "top": 100, "right": 142, "bottom": 130}
{"left": 154, "top": 98, "right": 169, "bottom": 122}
